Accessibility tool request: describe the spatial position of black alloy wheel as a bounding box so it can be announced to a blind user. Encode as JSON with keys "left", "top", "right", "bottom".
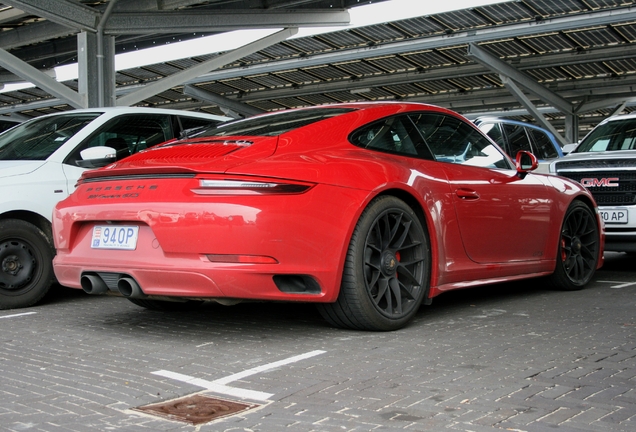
{"left": 0, "top": 219, "right": 55, "bottom": 309}
{"left": 317, "top": 196, "right": 430, "bottom": 331}
{"left": 546, "top": 200, "right": 600, "bottom": 290}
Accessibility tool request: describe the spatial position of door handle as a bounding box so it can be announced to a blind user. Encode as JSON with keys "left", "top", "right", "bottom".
{"left": 455, "top": 188, "right": 480, "bottom": 200}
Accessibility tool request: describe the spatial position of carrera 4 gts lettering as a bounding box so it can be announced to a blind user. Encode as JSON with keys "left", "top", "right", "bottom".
{"left": 87, "top": 193, "right": 140, "bottom": 199}
{"left": 581, "top": 177, "right": 619, "bottom": 188}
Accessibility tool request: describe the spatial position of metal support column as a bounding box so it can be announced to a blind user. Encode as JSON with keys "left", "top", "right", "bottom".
{"left": 564, "top": 115, "right": 579, "bottom": 144}
{"left": 78, "top": 31, "right": 115, "bottom": 107}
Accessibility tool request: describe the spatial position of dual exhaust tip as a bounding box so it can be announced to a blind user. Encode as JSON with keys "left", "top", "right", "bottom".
{"left": 80, "top": 273, "right": 146, "bottom": 298}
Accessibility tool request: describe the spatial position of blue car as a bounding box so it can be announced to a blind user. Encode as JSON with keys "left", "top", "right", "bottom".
{"left": 474, "top": 117, "right": 563, "bottom": 172}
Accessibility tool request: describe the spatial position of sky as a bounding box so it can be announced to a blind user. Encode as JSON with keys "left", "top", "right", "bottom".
{"left": 2, "top": 0, "right": 505, "bottom": 93}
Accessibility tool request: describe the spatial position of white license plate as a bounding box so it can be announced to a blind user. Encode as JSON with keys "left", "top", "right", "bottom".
{"left": 91, "top": 225, "right": 139, "bottom": 250}
{"left": 599, "top": 208, "right": 628, "bottom": 224}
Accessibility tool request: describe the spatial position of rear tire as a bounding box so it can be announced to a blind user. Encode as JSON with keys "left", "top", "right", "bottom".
{"left": 318, "top": 196, "right": 430, "bottom": 331}
{"left": 545, "top": 201, "right": 600, "bottom": 290}
{"left": 0, "top": 219, "right": 55, "bottom": 309}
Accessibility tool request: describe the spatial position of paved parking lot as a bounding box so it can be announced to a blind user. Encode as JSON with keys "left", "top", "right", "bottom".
{"left": 1, "top": 252, "right": 635, "bottom": 432}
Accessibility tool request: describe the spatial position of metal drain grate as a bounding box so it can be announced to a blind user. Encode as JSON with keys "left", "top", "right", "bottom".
{"left": 134, "top": 394, "right": 259, "bottom": 425}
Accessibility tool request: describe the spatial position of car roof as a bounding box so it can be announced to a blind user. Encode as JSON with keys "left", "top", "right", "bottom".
{"left": 22, "top": 107, "right": 230, "bottom": 122}
{"left": 473, "top": 116, "right": 553, "bottom": 131}
{"left": 239, "top": 101, "right": 464, "bottom": 120}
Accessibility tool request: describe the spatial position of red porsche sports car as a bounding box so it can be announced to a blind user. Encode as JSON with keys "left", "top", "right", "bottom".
{"left": 52, "top": 102, "right": 604, "bottom": 331}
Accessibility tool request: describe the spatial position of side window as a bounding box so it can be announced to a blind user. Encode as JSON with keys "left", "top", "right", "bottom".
{"left": 527, "top": 128, "right": 558, "bottom": 159}
{"left": 502, "top": 123, "right": 532, "bottom": 156}
{"left": 65, "top": 114, "right": 173, "bottom": 166}
{"left": 349, "top": 115, "right": 431, "bottom": 158}
{"left": 620, "top": 136, "right": 636, "bottom": 150}
{"left": 590, "top": 139, "right": 610, "bottom": 151}
{"left": 477, "top": 122, "right": 506, "bottom": 148}
{"left": 410, "top": 113, "right": 509, "bottom": 169}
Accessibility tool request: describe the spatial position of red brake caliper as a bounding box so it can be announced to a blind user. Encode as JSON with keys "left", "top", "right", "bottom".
{"left": 561, "top": 238, "right": 567, "bottom": 262}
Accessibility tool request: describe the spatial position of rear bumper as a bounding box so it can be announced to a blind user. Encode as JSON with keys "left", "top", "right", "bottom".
{"left": 53, "top": 224, "right": 342, "bottom": 302}
{"left": 54, "top": 260, "right": 334, "bottom": 302}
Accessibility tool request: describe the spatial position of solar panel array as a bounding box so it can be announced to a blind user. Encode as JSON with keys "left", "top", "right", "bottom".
{"left": 0, "top": 0, "right": 635, "bottom": 135}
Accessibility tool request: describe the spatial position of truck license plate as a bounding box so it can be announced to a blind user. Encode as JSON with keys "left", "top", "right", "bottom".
{"left": 91, "top": 225, "right": 139, "bottom": 250}
{"left": 599, "top": 208, "right": 628, "bottom": 224}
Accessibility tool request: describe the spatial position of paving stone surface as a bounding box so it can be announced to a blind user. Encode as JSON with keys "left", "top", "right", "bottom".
{"left": 1, "top": 252, "right": 634, "bottom": 431}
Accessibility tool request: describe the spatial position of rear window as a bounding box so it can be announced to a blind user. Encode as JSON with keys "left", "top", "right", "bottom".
{"left": 198, "top": 107, "right": 354, "bottom": 137}
{"left": 575, "top": 118, "right": 636, "bottom": 152}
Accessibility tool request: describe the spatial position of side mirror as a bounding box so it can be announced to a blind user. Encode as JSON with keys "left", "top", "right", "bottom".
{"left": 76, "top": 146, "right": 117, "bottom": 168}
{"left": 515, "top": 150, "right": 538, "bottom": 178}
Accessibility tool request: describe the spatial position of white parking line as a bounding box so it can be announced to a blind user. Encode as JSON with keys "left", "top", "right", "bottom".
{"left": 597, "top": 280, "right": 636, "bottom": 289}
{"left": 0, "top": 312, "right": 36, "bottom": 319}
{"left": 152, "top": 370, "right": 273, "bottom": 401}
{"left": 153, "top": 349, "right": 326, "bottom": 402}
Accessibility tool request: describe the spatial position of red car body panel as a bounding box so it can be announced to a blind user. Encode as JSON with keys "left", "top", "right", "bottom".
{"left": 53, "top": 102, "right": 604, "bottom": 306}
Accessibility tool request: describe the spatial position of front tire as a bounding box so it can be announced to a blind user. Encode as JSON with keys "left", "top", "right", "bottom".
{"left": 318, "top": 196, "right": 430, "bottom": 331}
{"left": 546, "top": 201, "right": 600, "bottom": 290}
{"left": 0, "top": 219, "right": 55, "bottom": 309}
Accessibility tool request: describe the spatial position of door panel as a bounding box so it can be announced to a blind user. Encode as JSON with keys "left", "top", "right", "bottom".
{"left": 410, "top": 112, "right": 552, "bottom": 264}
{"left": 443, "top": 164, "right": 552, "bottom": 263}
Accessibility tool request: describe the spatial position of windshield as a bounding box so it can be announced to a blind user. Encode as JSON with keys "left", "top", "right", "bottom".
{"left": 0, "top": 113, "right": 101, "bottom": 161}
{"left": 575, "top": 117, "right": 636, "bottom": 152}
{"left": 197, "top": 107, "right": 355, "bottom": 137}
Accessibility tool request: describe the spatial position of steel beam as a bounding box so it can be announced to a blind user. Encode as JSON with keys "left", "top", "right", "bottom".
{"left": 113, "top": 0, "right": 215, "bottom": 11}
{"left": 104, "top": 10, "right": 349, "bottom": 34}
{"left": 467, "top": 43, "right": 573, "bottom": 115}
{"left": 499, "top": 75, "right": 567, "bottom": 145}
{"left": 117, "top": 27, "right": 298, "bottom": 107}
{"left": 183, "top": 85, "right": 264, "bottom": 117}
{"left": 2, "top": 0, "right": 99, "bottom": 31}
{"left": 576, "top": 96, "right": 636, "bottom": 114}
{"left": 405, "top": 76, "right": 636, "bottom": 112}
{"left": 0, "top": 48, "right": 84, "bottom": 108}
{"left": 610, "top": 101, "right": 628, "bottom": 116}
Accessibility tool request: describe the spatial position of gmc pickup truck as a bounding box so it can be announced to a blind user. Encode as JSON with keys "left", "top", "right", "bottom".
{"left": 550, "top": 113, "right": 636, "bottom": 252}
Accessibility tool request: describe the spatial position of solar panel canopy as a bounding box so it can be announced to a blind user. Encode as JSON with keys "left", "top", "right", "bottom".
{"left": 1, "top": 0, "right": 635, "bottom": 140}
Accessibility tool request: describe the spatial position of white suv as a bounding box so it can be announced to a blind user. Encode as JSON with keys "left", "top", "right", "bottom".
{"left": 0, "top": 107, "right": 229, "bottom": 309}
